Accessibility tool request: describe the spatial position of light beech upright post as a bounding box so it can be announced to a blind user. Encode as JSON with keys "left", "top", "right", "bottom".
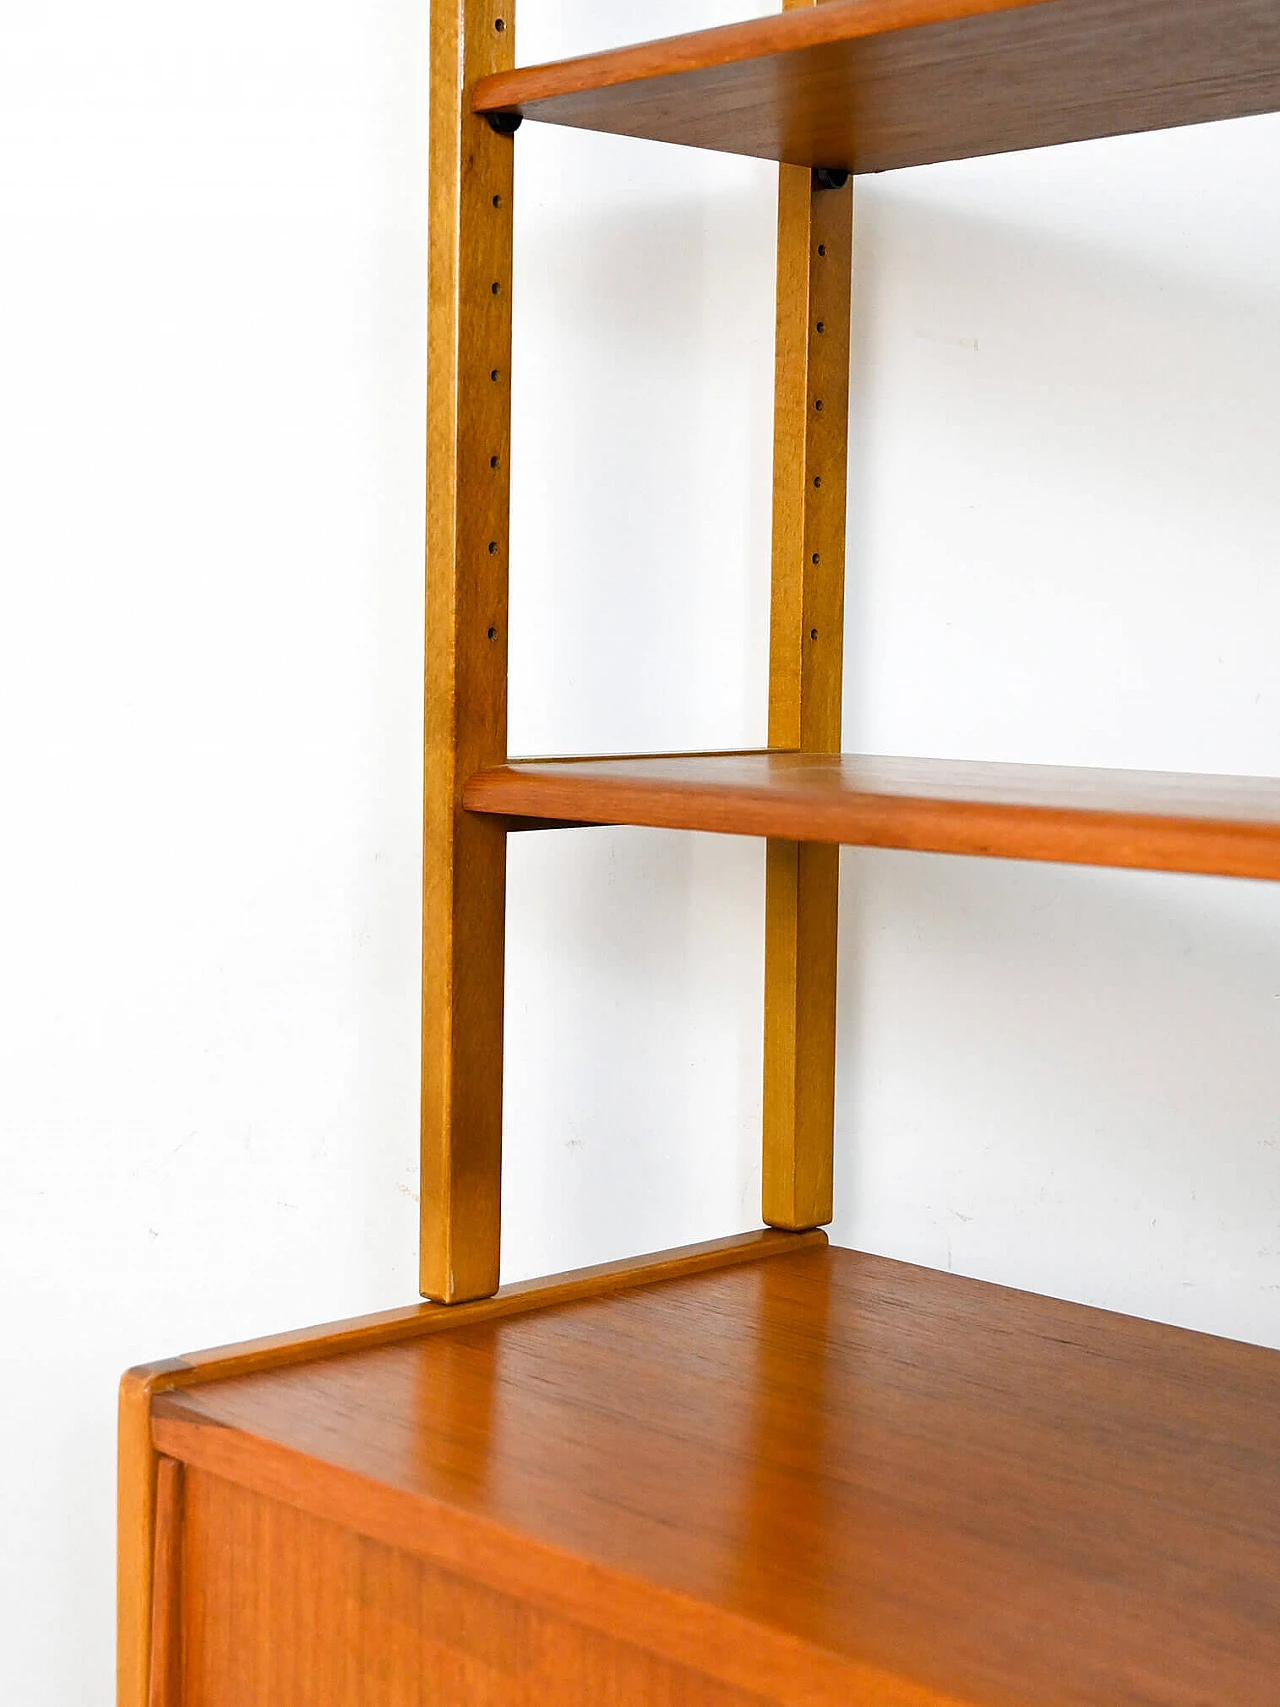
{"left": 118, "top": 11, "right": 1280, "bottom": 1705}
{"left": 422, "top": 0, "right": 517, "bottom": 1302}
{"left": 422, "top": 0, "right": 853, "bottom": 1291}
{"left": 762, "top": 0, "right": 853, "bottom": 1231}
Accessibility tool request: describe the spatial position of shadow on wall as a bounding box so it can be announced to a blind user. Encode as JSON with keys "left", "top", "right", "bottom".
{"left": 844, "top": 178, "right": 1280, "bottom": 773}
{"left": 836, "top": 137, "right": 1280, "bottom": 1344}
{"left": 509, "top": 138, "right": 778, "bottom": 758}
{"left": 835, "top": 848, "right": 1280, "bottom": 1348}
{"left": 503, "top": 825, "right": 766, "bottom": 1285}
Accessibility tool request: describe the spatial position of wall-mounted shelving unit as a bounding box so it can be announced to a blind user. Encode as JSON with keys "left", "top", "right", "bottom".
{"left": 119, "top": 4, "right": 1280, "bottom": 1704}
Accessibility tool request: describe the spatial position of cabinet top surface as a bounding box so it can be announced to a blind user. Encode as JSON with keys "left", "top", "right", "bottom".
{"left": 471, "top": 0, "right": 1280, "bottom": 172}
{"left": 156, "top": 1245, "right": 1280, "bottom": 1707}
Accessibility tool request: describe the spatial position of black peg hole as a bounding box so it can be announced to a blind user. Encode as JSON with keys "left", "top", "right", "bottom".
{"left": 816, "top": 321, "right": 826, "bottom": 334}
{"left": 495, "top": 17, "right": 505, "bottom": 30}
{"left": 491, "top": 281, "right": 501, "bottom": 295}
{"left": 490, "top": 455, "right": 500, "bottom": 469}
{"left": 813, "top": 476, "right": 822, "bottom": 488}
{"left": 817, "top": 244, "right": 827, "bottom": 256}
{"left": 487, "top": 627, "right": 498, "bottom": 641}
{"left": 488, "top": 541, "right": 498, "bottom": 555}
{"left": 815, "top": 399, "right": 824, "bottom": 412}
{"left": 810, "top": 629, "right": 819, "bottom": 641}
{"left": 490, "top": 369, "right": 500, "bottom": 381}
{"left": 492, "top": 194, "right": 502, "bottom": 208}
{"left": 812, "top": 553, "right": 820, "bottom": 565}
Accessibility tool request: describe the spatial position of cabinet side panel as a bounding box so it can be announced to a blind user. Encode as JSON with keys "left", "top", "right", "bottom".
{"left": 180, "top": 1467, "right": 771, "bottom": 1707}
{"left": 119, "top": 1371, "right": 163, "bottom": 1707}
{"left": 147, "top": 1459, "right": 183, "bottom": 1707}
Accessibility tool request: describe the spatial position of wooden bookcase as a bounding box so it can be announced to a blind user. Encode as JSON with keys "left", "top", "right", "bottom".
{"left": 120, "top": 4, "right": 1280, "bottom": 1704}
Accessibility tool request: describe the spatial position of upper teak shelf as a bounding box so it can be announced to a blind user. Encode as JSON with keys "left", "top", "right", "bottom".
{"left": 472, "top": 0, "right": 1280, "bottom": 173}
{"left": 465, "top": 752, "right": 1280, "bottom": 882}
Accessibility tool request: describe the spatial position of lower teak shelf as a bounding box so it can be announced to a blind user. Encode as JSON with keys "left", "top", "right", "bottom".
{"left": 465, "top": 751, "right": 1280, "bottom": 881}
{"left": 121, "top": 1231, "right": 1280, "bottom": 1707}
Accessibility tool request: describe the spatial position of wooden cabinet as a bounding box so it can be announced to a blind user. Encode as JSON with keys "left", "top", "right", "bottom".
{"left": 121, "top": 4, "right": 1280, "bottom": 1703}
{"left": 125, "top": 1237, "right": 1280, "bottom": 1706}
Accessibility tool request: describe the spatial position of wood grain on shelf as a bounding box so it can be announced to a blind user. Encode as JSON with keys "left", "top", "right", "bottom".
{"left": 465, "top": 750, "right": 1280, "bottom": 880}
{"left": 472, "top": 0, "right": 1280, "bottom": 173}
{"left": 151, "top": 1246, "right": 1280, "bottom": 1707}
{"left": 423, "top": 0, "right": 517, "bottom": 1303}
{"left": 763, "top": 44, "right": 851, "bottom": 1234}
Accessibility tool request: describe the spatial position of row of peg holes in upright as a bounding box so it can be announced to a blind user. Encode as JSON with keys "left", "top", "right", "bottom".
{"left": 486, "top": 166, "right": 505, "bottom": 645}
{"left": 810, "top": 239, "right": 833, "bottom": 645}
{"left": 489, "top": 5, "right": 511, "bottom": 650}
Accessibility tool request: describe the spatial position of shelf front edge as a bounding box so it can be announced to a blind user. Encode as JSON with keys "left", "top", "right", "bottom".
{"left": 464, "top": 755, "right": 1280, "bottom": 882}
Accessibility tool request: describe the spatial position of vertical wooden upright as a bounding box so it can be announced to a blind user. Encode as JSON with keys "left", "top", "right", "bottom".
{"left": 762, "top": 0, "right": 853, "bottom": 1232}
{"left": 423, "top": 0, "right": 516, "bottom": 1302}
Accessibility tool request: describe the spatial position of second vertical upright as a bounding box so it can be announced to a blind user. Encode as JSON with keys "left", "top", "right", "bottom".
{"left": 762, "top": 93, "right": 853, "bottom": 1231}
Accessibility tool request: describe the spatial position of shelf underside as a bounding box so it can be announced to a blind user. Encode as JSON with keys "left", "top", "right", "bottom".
{"left": 154, "top": 1244, "right": 1280, "bottom": 1707}
{"left": 473, "top": 0, "right": 1280, "bottom": 173}
{"left": 464, "top": 751, "right": 1280, "bottom": 880}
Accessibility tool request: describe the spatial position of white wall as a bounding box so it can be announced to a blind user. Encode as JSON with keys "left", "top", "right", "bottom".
{"left": 2, "top": 3, "right": 1278, "bottom": 1701}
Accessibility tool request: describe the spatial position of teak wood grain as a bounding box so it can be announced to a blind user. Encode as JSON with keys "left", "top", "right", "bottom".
{"left": 763, "top": 12, "right": 851, "bottom": 1236}
{"left": 179, "top": 1469, "right": 772, "bottom": 1707}
{"left": 472, "top": 0, "right": 1280, "bottom": 173}
{"left": 465, "top": 750, "right": 1280, "bottom": 881}
{"left": 149, "top": 1245, "right": 1280, "bottom": 1707}
{"left": 117, "top": 1230, "right": 822, "bottom": 1707}
{"left": 423, "top": 0, "right": 517, "bottom": 1303}
{"left": 147, "top": 1459, "right": 182, "bottom": 1707}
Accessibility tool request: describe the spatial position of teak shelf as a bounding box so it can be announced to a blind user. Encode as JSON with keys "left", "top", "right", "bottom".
{"left": 119, "top": 3, "right": 1280, "bottom": 1705}
{"left": 473, "top": 0, "right": 1280, "bottom": 172}
{"left": 467, "top": 750, "right": 1280, "bottom": 880}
